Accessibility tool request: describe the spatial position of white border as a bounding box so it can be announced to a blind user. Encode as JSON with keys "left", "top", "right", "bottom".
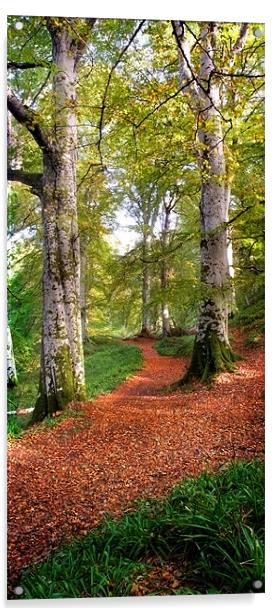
{"left": 1, "top": 1, "right": 276, "bottom": 614}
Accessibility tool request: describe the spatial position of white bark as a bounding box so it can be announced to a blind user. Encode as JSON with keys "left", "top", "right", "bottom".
{"left": 174, "top": 22, "right": 231, "bottom": 346}
{"left": 33, "top": 22, "right": 89, "bottom": 419}
{"left": 160, "top": 199, "right": 173, "bottom": 336}
{"left": 8, "top": 19, "right": 95, "bottom": 420}
{"left": 7, "top": 325, "right": 17, "bottom": 387}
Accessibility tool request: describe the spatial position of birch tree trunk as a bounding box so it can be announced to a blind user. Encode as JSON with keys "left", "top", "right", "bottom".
{"left": 7, "top": 325, "right": 17, "bottom": 388}
{"left": 173, "top": 21, "right": 242, "bottom": 380}
{"left": 32, "top": 21, "right": 87, "bottom": 421}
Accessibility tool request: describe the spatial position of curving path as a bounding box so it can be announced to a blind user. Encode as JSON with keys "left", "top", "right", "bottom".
{"left": 7, "top": 336, "right": 264, "bottom": 591}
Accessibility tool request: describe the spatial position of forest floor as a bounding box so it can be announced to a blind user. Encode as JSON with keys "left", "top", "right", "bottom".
{"left": 7, "top": 331, "right": 264, "bottom": 593}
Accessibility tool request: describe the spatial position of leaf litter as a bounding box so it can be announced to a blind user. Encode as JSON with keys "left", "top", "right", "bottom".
{"left": 7, "top": 334, "right": 264, "bottom": 592}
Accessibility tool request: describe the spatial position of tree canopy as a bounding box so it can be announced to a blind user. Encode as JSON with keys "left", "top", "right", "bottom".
{"left": 7, "top": 16, "right": 264, "bottom": 417}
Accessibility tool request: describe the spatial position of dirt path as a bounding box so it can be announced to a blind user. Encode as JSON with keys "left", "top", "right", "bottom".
{"left": 7, "top": 337, "right": 264, "bottom": 591}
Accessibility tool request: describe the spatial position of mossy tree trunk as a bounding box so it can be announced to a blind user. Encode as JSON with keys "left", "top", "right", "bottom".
{"left": 32, "top": 21, "right": 88, "bottom": 422}
{"left": 141, "top": 229, "right": 152, "bottom": 336}
{"left": 173, "top": 21, "right": 241, "bottom": 380}
{"left": 8, "top": 18, "right": 96, "bottom": 422}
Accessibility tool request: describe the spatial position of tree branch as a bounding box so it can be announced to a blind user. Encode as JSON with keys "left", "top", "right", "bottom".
{"left": 29, "top": 69, "right": 51, "bottom": 107}
{"left": 172, "top": 21, "right": 231, "bottom": 125}
{"left": 231, "top": 23, "right": 249, "bottom": 53}
{"left": 7, "top": 89, "right": 51, "bottom": 153}
{"left": 8, "top": 61, "right": 51, "bottom": 70}
{"left": 7, "top": 167, "right": 43, "bottom": 194}
{"left": 140, "top": 242, "right": 183, "bottom": 264}
{"left": 134, "top": 81, "right": 194, "bottom": 129}
{"left": 172, "top": 20, "right": 199, "bottom": 95}
{"left": 62, "top": 17, "right": 97, "bottom": 59}
{"left": 227, "top": 205, "right": 257, "bottom": 226}
{"left": 213, "top": 70, "right": 264, "bottom": 79}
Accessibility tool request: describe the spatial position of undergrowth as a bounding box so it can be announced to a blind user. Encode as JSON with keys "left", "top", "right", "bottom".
{"left": 15, "top": 460, "right": 264, "bottom": 599}
{"left": 230, "top": 297, "right": 264, "bottom": 348}
{"left": 155, "top": 336, "right": 195, "bottom": 357}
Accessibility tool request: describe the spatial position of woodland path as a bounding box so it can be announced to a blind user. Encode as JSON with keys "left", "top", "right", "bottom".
{"left": 7, "top": 335, "right": 264, "bottom": 591}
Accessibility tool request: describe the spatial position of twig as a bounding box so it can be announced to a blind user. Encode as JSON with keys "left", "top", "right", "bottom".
{"left": 134, "top": 81, "right": 194, "bottom": 129}
{"left": 30, "top": 69, "right": 51, "bottom": 107}
{"left": 97, "top": 20, "right": 146, "bottom": 163}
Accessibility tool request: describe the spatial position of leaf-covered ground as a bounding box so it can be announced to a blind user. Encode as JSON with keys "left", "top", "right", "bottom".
{"left": 7, "top": 334, "right": 264, "bottom": 594}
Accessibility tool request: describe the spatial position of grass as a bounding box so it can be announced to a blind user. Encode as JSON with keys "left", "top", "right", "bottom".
{"left": 154, "top": 335, "right": 195, "bottom": 358}
{"left": 7, "top": 337, "right": 142, "bottom": 438}
{"left": 84, "top": 337, "right": 143, "bottom": 398}
{"left": 231, "top": 298, "right": 264, "bottom": 347}
{"left": 15, "top": 460, "right": 264, "bottom": 599}
{"left": 7, "top": 371, "right": 39, "bottom": 414}
{"left": 7, "top": 414, "right": 26, "bottom": 439}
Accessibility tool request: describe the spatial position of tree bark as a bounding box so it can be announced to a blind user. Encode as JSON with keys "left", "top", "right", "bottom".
{"left": 7, "top": 325, "right": 17, "bottom": 388}
{"left": 173, "top": 22, "right": 237, "bottom": 380}
{"left": 160, "top": 200, "right": 173, "bottom": 336}
{"left": 80, "top": 248, "right": 89, "bottom": 343}
{"left": 32, "top": 22, "right": 88, "bottom": 421}
{"left": 141, "top": 229, "right": 152, "bottom": 336}
{"left": 8, "top": 19, "right": 96, "bottom": 421}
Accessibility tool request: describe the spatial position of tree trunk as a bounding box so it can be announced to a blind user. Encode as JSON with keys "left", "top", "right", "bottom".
{"left": 227, "top": 224, "right": 236, "bottom": 317}
{"left": 32, "top": 23, "right": 86, "bottom": 421}
{"left": 173, "top": 22, "right": 236, "bottom": 381}
{"left": 80, "top": 249, "right": 89, "bottom": 343}
{"left": 7, "top": 325, "right": 17, "bottom": 388}
{"left": 160, "top": 203, "right": 173, "bottom": 336}
{"left": 186, "top": 115, "right": 235, "bottom": 379}
{"left": 141, "top": 231, "right": 152, "bottom": 336}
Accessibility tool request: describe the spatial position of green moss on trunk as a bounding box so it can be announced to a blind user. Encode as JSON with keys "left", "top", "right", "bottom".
{"left": 31, "top": 344, "right": 80, "bottom": 424}
{"left": 184, "top": 329, "right": 236, "bottom": 383}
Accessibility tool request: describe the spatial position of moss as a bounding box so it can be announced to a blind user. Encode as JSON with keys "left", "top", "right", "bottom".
{"left": 31, "top": 344, "right": 78, "bottom": 424}
{"left": 184, "top": 329, "right": 236, "bottom": 383}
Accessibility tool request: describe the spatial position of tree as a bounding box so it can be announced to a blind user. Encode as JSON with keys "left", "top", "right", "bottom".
{"left": 7, "top": 325, "right": 17, "bottom": 388}
{"left": 8, "top": 17, "right": 96, "bottom": 421}
{"left": 159, "top": 191, "right": 179, "bottom": 336}
{"left": 172, "top": 21, "right": 262, "bottom": 380}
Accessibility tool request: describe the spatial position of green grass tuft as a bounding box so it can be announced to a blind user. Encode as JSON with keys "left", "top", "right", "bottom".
{"left": 84, "top": 339, "right": 143, "bottom": 398}
{"left": 16, "top": 460, "right": 264, "bottom": 599}
{"left": 7, "top": 414, "right": 25, "bottom": 439}
{"left": 155, "top": 336, "right": 195, "bottom": 357}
